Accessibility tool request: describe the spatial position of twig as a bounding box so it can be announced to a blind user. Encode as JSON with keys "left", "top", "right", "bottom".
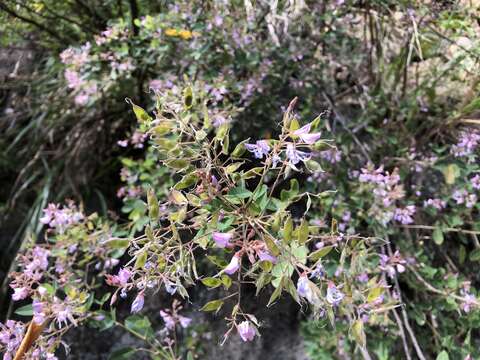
{"left": 398, "top": 224, "right": 480, "bottom": 236}
{"left": 386, "top": 243, "right": 426, "bottom": 360}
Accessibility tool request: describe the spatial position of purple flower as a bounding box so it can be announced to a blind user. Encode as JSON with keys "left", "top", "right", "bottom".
{"left": 452, "top": 131, "right": 480, "bottom": 157}
{"left": 271, "top": 154, "right": 282, "bottom": 168}
{"left": 32, "top": 299, "right": 45, "bottom": 324}
{"left": 423, "top": 198, "right": 446, "bottom": 210}
{"left": 466, "top": 193, "right": 477, "bottom": 208}
{"left": 164, "top": 280, "right": 177, "bottom": 295}
{"left": 160, "top": 310, "right": 175, "bottom": 329}
{"left": 357, "top": 273, "right": 369, "bottom": 283}
{"left": 224, "top": 254, "right": 241, "bottom": 275}
{"left": 245, "top": 140, "right": 270, "bottom": 159}
{"left": 107, "top": 267, "right": 131, "bottom": 287}
{"left": 178, "top": 315, "right": 192, "bottom": 328}
{"left": 471, "top": 174, "right": 480, "bottom": 190}
{"left": 131, "top": 292, "right": 145, "bottom": 313}
{"left": 393, "top": 205, "right": 416, "bottom": 224}
{"left": 11, "top": 287, "right": 29, "bottom": 301}
{"left": 0, "top": 320, "right": 25, "bottom": 359}
{"left": 237, "top": 321, "right": 256, "bottom": 342}
{"left": 286, "top": 143, "right": 311, "bottom": 168}
{"left": 296, "top": 276, "right": 311, "bottom": 298}
{"left": 462, "top": 294, "right": 477, "bottom": 313}
{"left": 326, "top": 282, "right": 344, "bottom": 306}
{"left": 258, "top": 250, "right": 277, "bottom": 263}
{"left": 297, "top": 275, "right": 321, "bottom": 306}
{"left": 212, "top": 232, "right": 233, "bottom": 248}
{"left": 310, "top": 264, "right": 325, "bottom": 279}
{"left": 293, "top": 123, "right": 321, "bottom": 144}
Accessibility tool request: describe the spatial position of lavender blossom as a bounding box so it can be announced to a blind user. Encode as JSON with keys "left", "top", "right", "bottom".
{"left": 326, "top": 282, "right": 345, "bottom": 306}
{"left": 131, "top": 292, "right": 145, "bottom": 313}
{"left": 293, "top": 123, "right": 322, "bottom": 144}
{"left": 245, "top": 140, "right": 270, "bottom": 159}
{"left": 224, "top": 254, "right": 241, "bottom": 275}
{"left": 286, "top": 143, "right": 311, "bottom": 168}
{"left": 212, "top": 232, "right": 233, "bottom": 248}
{"left": 237, "top": 321, "right": 256, "bottom": 342}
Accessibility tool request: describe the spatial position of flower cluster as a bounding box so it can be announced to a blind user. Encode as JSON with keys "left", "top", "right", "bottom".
{"left": 358, "top": 165, "right": 415, "bottom": 225}
{"left": 39, "top": 201, "right": 84, "bottom": 233}
{"left": 452, "top": 130, "right": 480, "bottom": 157}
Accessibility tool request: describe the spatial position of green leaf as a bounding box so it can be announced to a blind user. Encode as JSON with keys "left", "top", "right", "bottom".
{"left": 170, "top": 189, "right": 188, "bottom": 205}
{"left": 14, "top": 304, "right": 33, "bottom": 317}
{"left": 147, "top": 188, "right": 159, "bottom": 221}
{"left": 225, "top": 162, "right": 244, "bottom": 174}
{"left": 280, "top": 179, "right": 299, "bottom": 202}
{"left": 283, "top": 216, "right": 293, "bottom": 244}
{"left": 135, "top": 251, "right": 148, "bottom": 269}
{"left": 267, "top": 281, "right": 283, "bottom": 306}
{"left": 352, "top": 320, "right": 366, "bottom": 348}
{"left": 109, "top": 347, "right": 135, "bottom": 360}
{"left": 129, "top": 102, "right": 152, "bottom": 123}
{"left": 242, "top": 167, "right": 263, "bottom": 180}
{"left": 296, "top": 219, "right": 309, "bottom": 244}
{"left": 183, "top": 86, "right": 193, "bottom": 109}
{"left": 442, "top": 164, "right": 459, "bottom": 185}
{"left": 309, "top": 245, "right": 334, "bottom": 261}
{"left": 469, "top": 248, "right": 480, "bottom": 262}
{"left": 225, "top": 186, "right": 252, "bottom": 202}
{"left": 264, "top": 233, "right": 280, "bottom": 256}
{"left": 231, "top": 139, "right": 249, "bottom": 158}
{"left": 432, "top": 227, "right": 444, "bottom": 245}
{"left": 367, "top": 287, "right": 384, "bottom": 303}
{"left": 174, "top": 173, "right": 198, "bottom": 190}
{"left": 201, "top": 277, "right": 222, "bottom": 288}
{"left": 436, "top": 350, "right": 449, "bottom": 360}
{"left": 165, "top": 159, "right": 189, "bottom": 170}
{"left": 124, "top": 315, "right": 154, "bottom": 339}
{"left": 200, "top": 299, "right": 224, "bottom": 312}
{"left": 105, "top": 238, "right": 130, "bottom": 249}
{"left": 221, "top": 275, "right": 232, "bottom": 289}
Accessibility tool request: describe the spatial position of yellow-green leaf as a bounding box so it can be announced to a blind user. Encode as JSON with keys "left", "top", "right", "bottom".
{"left": 283, "top": 216, "right": 293, "bottom": 244}
{"left": 200, "top": 299, "right": 224, "bottom": 312}
{"left": 170, "top": 189, "right": 187, "bottom": 205}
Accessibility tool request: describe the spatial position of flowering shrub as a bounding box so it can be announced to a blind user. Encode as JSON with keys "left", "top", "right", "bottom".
{"left": 2, "top": 86, "right": 398, "bottom": 359}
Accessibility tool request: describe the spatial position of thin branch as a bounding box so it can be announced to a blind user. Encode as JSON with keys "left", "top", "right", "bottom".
{"left": 387, "top": 243, "right": 427, "bottom": 360}
{"left": 0, "top": 2, "right": 65, "bottom": 41}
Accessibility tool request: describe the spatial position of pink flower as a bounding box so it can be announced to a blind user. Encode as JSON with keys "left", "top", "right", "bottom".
{"left": 11, "top": 287, "right": 29, "bottom": 301}
{"left": 212, "top": 232, "right": 233, "bottom": 248}
{"left": 74, "top": 93, "right": 89, "bottom": 105}
{"left": 423, "top": 198, "right": 446, "bottom": 210}
{"left": 64, "top": 69, "right": 82, "bottom": 89}
{"left": 107, "top": 268, "right": 131, "bottom": 287}
{"left": 149, "top": 79, "right": 163, "bottom": 90}
{"left": 237, "top": 321, "right": 256, "bottom": 342}
{"left": 224, "top": 254, "right": 241, "bottom": 275}
{"left": 293, "top": 123, "right": 321, "bottom": 144}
